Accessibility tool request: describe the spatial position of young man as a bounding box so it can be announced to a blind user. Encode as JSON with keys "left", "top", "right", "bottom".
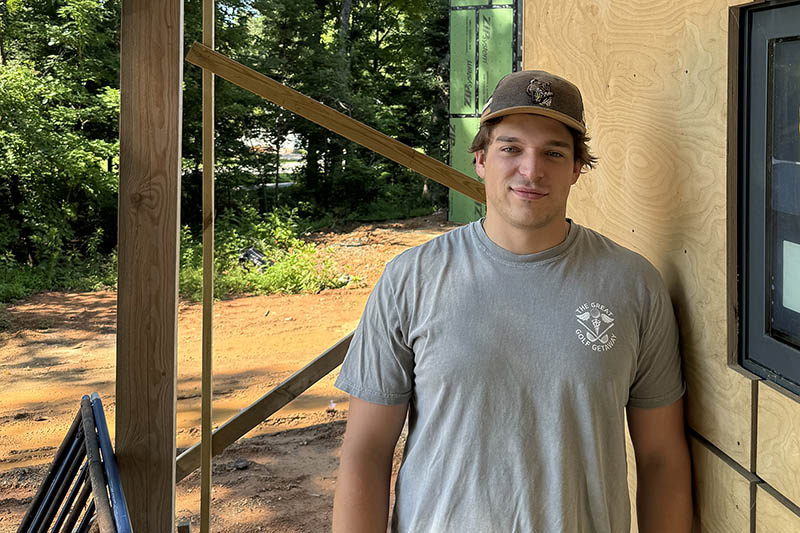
{"left": 332, "top": 71, "right": 692, "bottom": 532}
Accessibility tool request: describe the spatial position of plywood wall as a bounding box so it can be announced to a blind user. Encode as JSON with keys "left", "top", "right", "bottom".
{"left": 757, "top": 382, "right": 800, "bottom": 505}
{"left": 755, "top": 485, "right": 800, "bottom": 533}
{"left": 523, "top": 0, "right": 754, "bottom": 468}
{"left": 690, "top": 437, "right": 752, "bottom": 532}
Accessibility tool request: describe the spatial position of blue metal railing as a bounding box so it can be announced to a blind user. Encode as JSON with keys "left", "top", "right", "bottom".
{"left": 17, "top": 394, "right": 132, "bottom": 533}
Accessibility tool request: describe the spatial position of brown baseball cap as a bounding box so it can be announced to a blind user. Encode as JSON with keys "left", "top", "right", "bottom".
{"left": 480, "top": 70, "right": 586, "bottom": 134}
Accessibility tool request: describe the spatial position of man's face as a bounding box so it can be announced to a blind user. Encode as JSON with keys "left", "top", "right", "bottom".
{"left": 475, "top": 114, "right": 581, "bottom": 241}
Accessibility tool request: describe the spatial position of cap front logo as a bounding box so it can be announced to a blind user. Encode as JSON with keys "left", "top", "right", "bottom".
{"left": 526, "top": 79, "right": 553, "bottom": 107}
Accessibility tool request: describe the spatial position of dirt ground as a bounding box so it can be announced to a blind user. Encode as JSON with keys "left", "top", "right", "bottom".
{"left": 0, "top": 212, "right": 459, "bottom": 532}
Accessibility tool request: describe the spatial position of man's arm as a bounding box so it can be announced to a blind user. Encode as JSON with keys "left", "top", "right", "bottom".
{"left": 333, "top": 396, "right": 409, "bottom": 533}
{"left": 627, "top": 397, "right": 692, "bottom": 532}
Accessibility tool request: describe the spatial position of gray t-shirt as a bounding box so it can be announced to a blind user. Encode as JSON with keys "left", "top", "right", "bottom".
{"left": 335, "top": 220, "right": 685, "bottom": 532}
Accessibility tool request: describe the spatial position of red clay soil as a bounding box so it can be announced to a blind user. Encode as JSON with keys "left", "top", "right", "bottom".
{"left": 0, "top": 212, "right": 459, "bottom": 532}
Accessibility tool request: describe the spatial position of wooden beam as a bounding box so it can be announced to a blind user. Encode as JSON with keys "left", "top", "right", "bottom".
{"left": 176, "top": 333, "right": 353, "bottom": 482}
{"left": 200, "top": 1, "right": 215, "bottom": 532}
{"left": 117, "top": 0, "right": 182, "bottom": 530}
{"left": 185, "top": 42, "right": 486, "bottom": 205}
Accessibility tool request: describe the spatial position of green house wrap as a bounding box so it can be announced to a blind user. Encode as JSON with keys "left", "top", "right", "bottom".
{"left": 448, "top": 1, "right": 520, "bottom": 223}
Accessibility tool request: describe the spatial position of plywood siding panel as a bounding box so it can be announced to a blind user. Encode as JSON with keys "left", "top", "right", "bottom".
{"left": 755, "top": 485, "right": 800, "bottom": 533}
{"left": 757, "top": 383, "right": 800, "bottom": 506}
{"left": 625, "top": 420, "right": 639, "bottom": 533}
{"left": 523, "top": 0, "right": 754, "bottom": 467}
{"left": 690, "top": 438, "right": 751, "bottom": 532}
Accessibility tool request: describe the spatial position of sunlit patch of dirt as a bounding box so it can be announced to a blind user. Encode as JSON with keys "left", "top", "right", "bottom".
{"left": 0, "top": 212, "right": 458, "bottom": 532}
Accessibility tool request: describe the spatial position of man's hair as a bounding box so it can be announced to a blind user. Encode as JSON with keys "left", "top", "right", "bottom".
{"left": 468, "top": 116, "right": 599, "bottom": 171}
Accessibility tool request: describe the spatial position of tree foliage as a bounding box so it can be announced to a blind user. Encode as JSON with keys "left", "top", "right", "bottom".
{"left": 0, "top": 0, "right": 119, "bottom": 266}
{"left": 0, "top": 0, "right": 449, "bottom": 301}
{"left": 180, "top": 0, "right": 449, "bottom": 226}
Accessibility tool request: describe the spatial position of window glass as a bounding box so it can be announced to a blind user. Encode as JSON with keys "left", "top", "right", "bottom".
{"left": 767, "top": 37, "right": 800, "bottom": 350}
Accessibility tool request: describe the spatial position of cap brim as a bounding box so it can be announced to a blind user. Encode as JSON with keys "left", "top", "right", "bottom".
{"left": 481, "top": 105, "right": 586, "bottom": 134}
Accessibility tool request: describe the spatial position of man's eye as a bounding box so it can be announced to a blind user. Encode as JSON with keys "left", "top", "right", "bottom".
{"left": 547, "top": 151, "right": 565, "bottom": 158}
{"left": 500, "top": 146, "right": 516, "bottom": 153}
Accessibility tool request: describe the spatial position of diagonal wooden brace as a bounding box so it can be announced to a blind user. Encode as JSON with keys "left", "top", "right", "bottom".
{"left": 176, "top": 333, "right": 353, "bottom": 482}
{"left": 185, "top": 42, "right": 486, "bottom": 205}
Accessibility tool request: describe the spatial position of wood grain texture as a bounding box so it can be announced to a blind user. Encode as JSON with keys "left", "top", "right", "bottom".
{"left": 756, "top": 484, "right": 800, "bottom": 533}
{"left": 726, "top": 6, "right": 740, "bottom": 370}
{"left": 185, "top": 43, "right": 486, "bottom": 205}
{"left": 117, "top": 0, "right": 182, "bottom": 530}
{"left": 176, "top": 333, "right": 353, "bottom": 482}
{"left": 757, "top": 383, "right": 800, "bottom": 506}
{"left": 727, "top": 0, "right": 764, "bottom": 7}
{"left": 523, "top": 0, "right": 754, "bottom": 468}
{"left": 624, "top": 419, "right": 639, "bottom": 533}
{"left": 200, "top": 1, "right": 214, "bottom": 531}
{"left": 690, "top": 437, "right": 751, "bottom": 532}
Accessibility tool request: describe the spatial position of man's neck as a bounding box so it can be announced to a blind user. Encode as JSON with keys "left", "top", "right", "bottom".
{"left": 482, "top": 218, "right": 571, "bottom": 255}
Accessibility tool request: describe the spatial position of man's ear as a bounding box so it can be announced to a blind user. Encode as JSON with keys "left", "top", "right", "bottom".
{"left": 474, "top": 150, "right": 486, "bottom": 180}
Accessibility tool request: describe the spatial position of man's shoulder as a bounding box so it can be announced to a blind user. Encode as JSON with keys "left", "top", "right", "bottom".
{"left": 574, "top": 224, "right": 663, "bottom": 280}
{"left": 386, "top": 222, "right": 474, "bottom": 271}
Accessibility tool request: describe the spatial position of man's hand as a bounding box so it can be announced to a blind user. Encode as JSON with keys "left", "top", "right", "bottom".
{"left": 333, "top": 396, "right": 409, "bottom": 533}
{"left": 627, "top": 397, "right": 693, "bottom": 532}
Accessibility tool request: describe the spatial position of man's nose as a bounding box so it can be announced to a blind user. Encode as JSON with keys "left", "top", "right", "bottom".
{"left": 518, "top": 152, "right": 545, "bottom": 180}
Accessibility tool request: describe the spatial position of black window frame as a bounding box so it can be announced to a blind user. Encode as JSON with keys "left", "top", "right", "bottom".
{"left": 739, "top": 0, "right": 800, "bottom": 395}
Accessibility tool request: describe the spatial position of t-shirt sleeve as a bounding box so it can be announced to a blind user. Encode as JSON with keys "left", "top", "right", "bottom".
{"left": 627, "top": 271, "right": 686, "bottom": 409}
{"left": 334, "top": 263, "right": 415, "bottom": 405}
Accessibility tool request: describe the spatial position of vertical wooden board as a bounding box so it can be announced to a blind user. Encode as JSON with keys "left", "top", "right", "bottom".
{"left": 117, "top": 0, "right": 182, "bottom": 530}
{"left": 756, "top": 485, "right": 800, "bottom": 533}
{"left": 523, "top": 0, "right": 754, "bottom": 468}
{"left": 448, "top": 117, "right": 484, "bottom": 223}
{"left": 690, "top": 437, "right": 751, "bottom": 532}
{"left": 200, "top": 1, "right": 215, "bottom": 531}
{"left": 477, "top": 8, "right": 514, "bottom": 111}
{"left": 757, "top": 382, "right": 800, "bottom": 506}
{"left": 450, "top": 9, "right": 476, "bottom": 115}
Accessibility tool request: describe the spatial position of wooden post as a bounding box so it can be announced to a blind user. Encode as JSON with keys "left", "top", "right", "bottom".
{"left": 117, "top": 0, "right": 182, "bottom": 530}
{"left": 200, "top": 0, "right": 215, "bottom": 531}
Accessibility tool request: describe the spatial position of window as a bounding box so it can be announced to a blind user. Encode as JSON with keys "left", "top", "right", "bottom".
{"left": 740, "top": 0, "right": 800, "bottom": 393}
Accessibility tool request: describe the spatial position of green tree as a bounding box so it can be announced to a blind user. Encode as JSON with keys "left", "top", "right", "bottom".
{"left": 0, "top": 0, "right": 119, "bottom": 265}
{"left": 0, "top": 0, "right": 450, "bottom": 301}
{"left": 183, "top": 0, "right": 448, "bottom": 222}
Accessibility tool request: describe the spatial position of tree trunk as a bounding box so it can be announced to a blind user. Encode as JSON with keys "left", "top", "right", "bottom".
{"left": 305, "top": 134, "right": 322, "bottom": 199}
{"left": 337, "top": 0, "right": 352, "bottom": 98}
{"left": 274, "top": 134, "right": 283, "bottom": 204}
{"left": 339, "top": 0, "right": 352, "bottom": 45}
{"left": 7, "top": 172, "right": 34, "bottom": 264}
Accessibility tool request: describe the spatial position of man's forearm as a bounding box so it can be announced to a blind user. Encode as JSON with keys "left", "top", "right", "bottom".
{"left": 332, "top": 449, "right": 394, "bottom": 533}
{"left": 636, "top": 456, "right": 692, "bottom": 532}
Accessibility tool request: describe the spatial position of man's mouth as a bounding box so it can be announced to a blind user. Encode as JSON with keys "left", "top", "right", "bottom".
{"left": 510, "top": 186, "right": 547, "bottom": 200}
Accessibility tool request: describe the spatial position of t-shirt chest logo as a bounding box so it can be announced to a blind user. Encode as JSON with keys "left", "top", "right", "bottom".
{"left": 575, "top": 302, "right": 617, "bottom": 352}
